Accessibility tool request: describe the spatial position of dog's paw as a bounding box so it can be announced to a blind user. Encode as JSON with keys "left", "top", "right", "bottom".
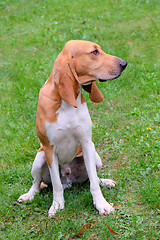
{"left": 17, "top": 192, "right": 35, "bottom": 202}
{"left": 94, "top": 197, "right": 115, "bottom": 215}
{"left": 99, "top": 178, "right": 116, "bottom": 188}
{"left": 48, "top": 200, "right": 64, "bottom": 218}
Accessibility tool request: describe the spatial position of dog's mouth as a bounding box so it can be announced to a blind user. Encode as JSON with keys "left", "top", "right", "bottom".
{"left": 81, "top": 75, "right": 120, "bottom": 85}
{"left": 98, "top": 74, "right": 121, "bottom": 82}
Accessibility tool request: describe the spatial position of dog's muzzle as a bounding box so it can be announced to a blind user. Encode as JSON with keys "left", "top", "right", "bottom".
{"left": 99, "top": 59, "right": 127, "bottom": 82}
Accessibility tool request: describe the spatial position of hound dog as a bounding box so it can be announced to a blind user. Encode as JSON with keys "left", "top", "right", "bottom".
{"left": 18, "top": 40, "right": 127, "bottom": 217}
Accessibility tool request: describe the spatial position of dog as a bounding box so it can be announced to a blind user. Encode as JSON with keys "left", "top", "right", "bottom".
{"left": 18, "top": 40, "right": 127, "bottom": 217}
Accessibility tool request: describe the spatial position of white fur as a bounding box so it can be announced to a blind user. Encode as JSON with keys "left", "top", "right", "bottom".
{"left": 45, "top": 92, "right": 92, "bottom": 165}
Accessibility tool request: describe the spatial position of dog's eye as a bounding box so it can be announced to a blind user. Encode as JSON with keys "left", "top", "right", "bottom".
{"left": 91, "top": 49, "right": 99, "bottom": 55}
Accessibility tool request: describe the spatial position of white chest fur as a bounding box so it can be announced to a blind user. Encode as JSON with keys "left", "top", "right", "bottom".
{"left": 45, "top": 93, "right": 92, "bottom": 165}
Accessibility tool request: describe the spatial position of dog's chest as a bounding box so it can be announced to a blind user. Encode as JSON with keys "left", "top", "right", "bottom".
{"left": 45, "top": 99, "right": 92, "bottom": 164}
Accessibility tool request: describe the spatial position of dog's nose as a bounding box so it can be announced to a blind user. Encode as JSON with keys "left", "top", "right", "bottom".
{"left": 120, "top": 60, "right": 127, "bottom": 70}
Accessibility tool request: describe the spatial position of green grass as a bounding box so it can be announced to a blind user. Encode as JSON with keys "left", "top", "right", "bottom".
{"left": 1, "top": 0, "right": 160, "bottom": 239}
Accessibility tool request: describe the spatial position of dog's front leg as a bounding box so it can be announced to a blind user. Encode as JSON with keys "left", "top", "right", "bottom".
{"left": 47, "top": 152, "right": 64, "bottom": 217}
{"left": 82, "top": 141, "right": 114, "bottom": 215}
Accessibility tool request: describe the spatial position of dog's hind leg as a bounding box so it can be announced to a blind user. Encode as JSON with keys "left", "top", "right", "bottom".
{"left": 95, "top": 152, "right": 102, "bottom": 171}
{"left": 18, "top": 150, "right": 45, "bottom": 202}
{"left": 99, "top": 178, "right": 116, "bottom": 188}
{"left": 95, "top": 152, "right": 116, "bottom": 188}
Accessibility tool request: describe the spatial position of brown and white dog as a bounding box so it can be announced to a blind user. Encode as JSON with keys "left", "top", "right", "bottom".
{"left": 18, "top": 40, "right": 127, "bottom": 217}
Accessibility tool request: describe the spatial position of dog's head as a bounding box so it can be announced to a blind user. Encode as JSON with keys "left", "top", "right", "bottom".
{"left": 52, "top": 40, "right": 127, "bottom": 107}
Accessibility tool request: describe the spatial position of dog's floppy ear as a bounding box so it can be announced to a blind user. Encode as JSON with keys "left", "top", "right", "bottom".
{"left": 82, "top": 82, "right": 104, "bottom": 103}
{"left": 54, "top": 55, "right": 80, "bottom": 108}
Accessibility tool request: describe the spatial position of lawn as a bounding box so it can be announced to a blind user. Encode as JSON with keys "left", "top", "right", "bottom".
{"left": 0, "top": 0, "right": 160, "bottom": 239}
